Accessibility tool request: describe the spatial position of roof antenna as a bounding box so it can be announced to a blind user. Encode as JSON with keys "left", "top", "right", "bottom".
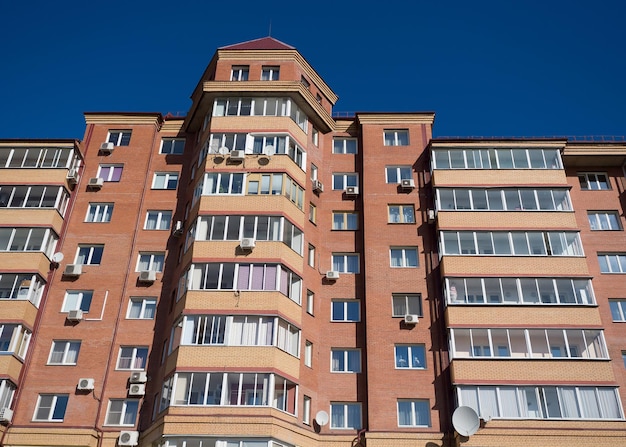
{"left": 268, "top": 20, "right": 272, "bottom": 37}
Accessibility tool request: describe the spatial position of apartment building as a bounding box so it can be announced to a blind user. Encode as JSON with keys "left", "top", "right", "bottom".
{"left": 0, "top": 37, "right": 625, "bottom": 447}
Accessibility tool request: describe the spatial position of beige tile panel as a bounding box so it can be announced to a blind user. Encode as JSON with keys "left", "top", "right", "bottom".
{"left": 177, "top": 290, "right": 302, "bottom": 323}
{"left": 5, "top": 428, "right": 100, "bottom": 447}
{"left": 0, "top": 168, "right": 69, "bottom": 185}
{"left": 0, "top": 300, "right": 39, "bottom": 326}
{"left": 0, "top": 252, "right": 51, "bottom": 276}
{"left": 433, "top": 169, "right": 567, "bottom": 187}
{"left": 198, "top": 195, "right": 305, "bottom": 226}
{"left": 0, "top": 355, "right": 23, "bottom": 382}
{"left": 168, "top": 345, "right": 300, "bottom": 378}
{"left": 190, "top": 240, "right": 304, "bottom": 271}
{"left": 437, "top": 211, "right": 578, "bottom": 230}
{"left": 446, "top": 305, "right": 602, "bottom": 327}
{"left": 441, "top": 256, "right": 590, "bottom": 277}
{"left": 451, "top": 358, "right": 614, "bottom": 383}
{"left": 364, "top": 433, "right": 452, "bottom": 447}
{"left": 0, "top": 208, "right": 64, "bottom": 233}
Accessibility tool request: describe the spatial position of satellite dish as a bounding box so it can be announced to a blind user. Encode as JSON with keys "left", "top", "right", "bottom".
{"left": 218, "top": 146, "right": 230, "bottom": 155}
{"left": 315, "top": 410, "right": 329, "bottom": 426}
{"left": 51, "top": 252, "right": 64, "bottom": 263}
{"left": 264, "top": 145, "right": 275, "bottom": 156}
{"left": 452, "top": 406, "right": 480, "bottom": 437}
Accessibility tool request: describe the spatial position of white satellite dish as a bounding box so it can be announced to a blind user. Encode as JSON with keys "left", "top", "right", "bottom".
{"left": 263, "top": 144, "right": 275, "bottom": 156}
{"left": 218, "top": 146, "right": 230, "bottom": 155}
{"left": 51, "top": 252, "right": 64, "bottom": 263}
{"left": 315, "top": 410, "right": 329, "bottom": 426}
{"left": 452, "top": 406, "right": 480, "bottom": 437}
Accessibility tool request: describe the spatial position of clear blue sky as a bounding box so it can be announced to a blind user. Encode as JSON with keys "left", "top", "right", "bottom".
{"left": 1, "top": 0, "right": 624, "bottom": 140}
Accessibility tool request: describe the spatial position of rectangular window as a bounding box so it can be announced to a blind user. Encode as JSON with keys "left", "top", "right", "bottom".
{"left": 97, "top": 165, "right": 123, "bottom": 182}
{"left": 145, "top": 210, "right": 172, "bottom": 230}
{"left": 436, "top": 187, "right": 572, "bottom": 211}
{"left": 127, "top": 297, "right": 157, "bottom": 319}
{"left": 0, "top": 273, "right": 45, "bottom": 304}
{"left": 395, "top": 344, "right": 426, "bottom": 369}
{"left": 231, "top": 66, "right": 249, "bottom": 81}
{"left": 75, "top": 245, "right": 104, "bottom": 265}
{"left": 62, "top": 290, "right": 93, "bottom": 312}
{"left": 332, "top": 253, "right": 360, "bottom": 273}
{"left": 304, "top": 341, "right": 312, "bottom": 367}
{"left": 105, "top": 399, "right": 139, "bottom": 425}
{"left": 85, "top": 203, "right": 113, "bottom": 223}
{"left": 152, "top": 173, "right": 179, "bottom": 190}
{"left": 330, "top": 402, "right": 362, "bottom": 429}
{"left": 107, "top": 130, "right": 131, "bottom": 146}
{"left": 588, "top": 211, "right": 622, "bottom": 230}
{"left": 398, "top": 399, "right": 430, "bottom": 427}
{"left": 160, "top": 138, "right": 185, "bottom": 154}
{"left": 579, "top": 172, "right": 610, "bottom": 190}
{"left": 610, "top": 299, "right": 626, "bottom": 321}
{"left": 34, "top": 394, "right": 69, "bottom": 421}
{"left": 332, "top": 173, "right": 358, "bottom": 190}
{"left": 261, "top": 66, "right": 279, "bottom": 80}
{"left": 598, "top": 254, "right": 626, "bottom": 273}
{"left": 386, "top": 166, "right": 412, "bottom": 183}
{"left": 199, "top": 172, "right": 245, "bottom": 196}
{"left": 390, "top": 247, "right": 419, "bottom": 267}
{"left": 331, "top": 300, "right": 360, "bottom": 322}
{"left": 306, "top": 290, "right": 314, "bottom": 315}
{"left": 311, "top": 164, "right": 318, "bottom": 181}
{"left": 308, "top": 244, "right": 316, "bottom": 267}
{"left": 384, "top": 130, "right": 409, "bottom": 146}
{"left": 333, "top": 138, "right": 358, "bottom": 154}
{"left": 332, "top": 211, "right": 358, "bottom": 230}
{"left": 309, "top": 203, "right": 317, "bottom": 223}
{"left": 0, "top": 185, "right": 69, "bottom": 213}
{"left": 303, "top": 395, "right": 311, "bottom": 425}
{"left": 117, "top": 346, "right": 148, "bottom": 370}
{"left": 136, "top": 252, "right": 165, "bottom": 272}
{"left": 388, "top": 205, "right": 415, "bottom": 223}
{"left": 312, "top": 128, "right": 319, "bottom": 147}
{"left": 392, "top": 294, "right": 422, "bottom": 317}
{"left": 331, "top": 349, "right": 361, "bottom": 373}
{"left": 432, "top": 148, "right": 562, "bottom": 170}
{"left": 48, "top": 341, "right": 80, "bottom": 365}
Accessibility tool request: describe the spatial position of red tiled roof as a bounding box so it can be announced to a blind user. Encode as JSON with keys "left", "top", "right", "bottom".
{"left": 220, "top": 36, "right": 295, "bottom": 50}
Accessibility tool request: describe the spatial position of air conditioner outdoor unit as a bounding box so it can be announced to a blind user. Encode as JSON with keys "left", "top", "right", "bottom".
{"left": 66, "top": 168, "right": 79, "bottom": 184}
{"left": 230, "top": 150, "right": 245, "bottom": 160}
{"left": 130, "top": 371, "right": 148, "bottom": 384}
{"left": 173, "top": 220, "right": 184, "bottom": 236}
{"left": 326, "top": 271, "right": 340, "bottom": 280}
{"left": 138, "top": 270, "right": 156, "bottom": 283}
{"left": 0, "top": 408, "right": 13, "bottom": 423}
{"left": 128, "top": 383, "right": 146, "bottom": 396}
{"left": 67, "top": 309, "right": 84, "bottom": 322}
{"left": 63, "top": 264, "right": 82, "bottom": 277}
{"left": 118, "top": 431, "right": 140, "bottom": 446}
{"left": 401, "top": 178, "right": 416, "bottom": 189}
{"left": 345, "top": 186, "right": 359, "bottom": 196}
{"left": 312, "top": 180, "right": 324, "bottom": 192}
{"left": 77, "top": 378, "right": 95, "bottom": 390}
{"left": 87, "top": 177, "right": 104, "bottom": 189}
{"left": 427, "top": 209, "right": 436, "bottom": 223}
{"left": 240, "top": 238, "right": 256, "bottom": 249}
{"left": 99, "top": 142, "right": 115, "bottom": 154}
{"left": 404, "top": 314, "right": 419, "bottom": 324}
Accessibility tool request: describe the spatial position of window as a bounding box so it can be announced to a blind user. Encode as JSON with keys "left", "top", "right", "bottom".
{"left": 392, "top": 294, "right": 422, "bottom": 317}
{"left": 0, "top": 185, "right": 69, "bottom": 214}
{"left": 85, "top": 203, "right": 113, "bottom": 223}
{"left": 137, "top": 252, "right": 165, "bottom": 272}
{"left": 308, "top": 244, "right": 316, "bottom": 267}
{"left": 62, "top": 290, "right": 93, "bottom": 313}
{"left": 304, "top": 341, "right": 312, "bottom": 367}
{"left": 231, "top": 66, "right": 249, "bottom": 81}
{"left": 48, "top": 341, "right": 80, "bottom": 365}
{"left": 306, "top": 290, "right": 314, "bottom": 315}
{"left": 0, "top": 146, "right": 75, "bottom": 169}
{"left": 303, "top": 395, "right": 311, "bottom": 424}
{"left": 117, "top": 346, "right": 148, "bottom": 370}
{"left": 311, "top": 164, "right": 318, "bottom": 181}
{"left": 0, "top": 324, "right": 30, "bottom": 356}
{"left": 384, "top": 129, "right": 409, "bottom": 146}
{"left": 386, "top": 166, "right": 412, "bottom": 183}
{"left": 309, "top": 203, "right": 317, "bottom": 223}
{"left": 160, "top": 138, "right": 185, "bottom": 154}
{"left": 152, "top": 173, "right": 179, "bottom": 190}
{"left": 301, "top": 76, "right": 310, "bottom": 89}
{"left": 610, "top": 299, "right": 626, "bottom": 321}
{"left": 332, "top": 300, "right": 360, "bottom": 322}
{"left": 332, "top": 253, "right": 360, "bottom": 273}
{"left": 436, "top": 188, "right": 572, "bottom": 211}
{"left": 333, "top": 138, "right": 358, "bottom": 154}
{"left": 579, "top": 172, "right": 610, "bottom": 190}
{"left": 331, "top": 402, "right": 362, "bottom": 429}
{"left": 145, "top": 210, "right": 172, "bottom": 230}
{"left": 332, "top": 173, "right": 358, "bottom": 190}
{"left": 261, "top": 66, "right": 279, "bottom": 80}
{"left": 390, "top": 247, "right": 419, "bottom": 267}
{"left": 107, "top": 130, "right": 131, "bottom": 146}
{"left": 0, "top": 273, "right": 45, "bottom": 305}
{"left": 312, "top": 128, "right": 319, "bottom": 146}
{"left": 34, "top": 394, "right": 69, "bottom": 421}
{"left": 331, "top": 349, "right": 361, "bottom": 373}
{"left": 0, "top": 380, "right": 15, "bottom": 411}
{"left": 588, "top": 211, "right": 621, "bottom": 230}
{"left": 599, "top": 254, "right": 626, "bottom": 273}
{"left": 388, "top": 205, "right": 415, "bottom": 223}
{"left": 398, "top": 399, "right": 430, "bottom": 427}
{"left": 0, "top": 227, "right": 58, "bottom": 255}
{"left": 97, "top": 165, "right": 123, "bottom": 182}
{"left": 395, "top": 344, "right": 426, "bottom": 369}
{"left": 75, "top": 245, "right": 104, "bottom": 265}
{"left": 105, "top": 399, "right": 139, "bottom": 425}
{"left": 432, "top": 148, "right": 562, "bottom": 170}
{"left": 127, "top": 297, "right": 156, "bottom": 319}
{"left": 622, "top": 351, "right": 626, "bottom": 369}
{"left": 332, "top": 212, "right": 358, "bottom": 230}
{"left": 197, "top": 172, "right": 245, "bottom": 197}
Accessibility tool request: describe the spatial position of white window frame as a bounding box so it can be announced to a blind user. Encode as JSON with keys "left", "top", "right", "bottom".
{"left": 332, "top": 253, "right": 360, "bottom": 273}
{"left": 61, "top": 290, "right": 93, "bottom": 313}
{"left": 107, "top": 130, "right": 131, "bottom": 146}
{"left": 610, "top": 299, "right": 626, "bottom": 321}
{"left": 390, "top": 247, "right": 419, "bottom": 267}
{"left": 397, "top": 399, "right": 430, "bottom": 427}
{"left": 160, "top": 138, "right": 185, "bottom": 155}
{"left": 303, "top": 395, "right": 312, "bottom": 425}
{"left": 388, "top": 204, "right": 416, "bottom": 223}
{"left": 598, "top": 253, "right": 626, "bottom": 273}
{"left": 48, "top": 341, "right": 80, "bottom": 365}
{"left": 332, "top": 211, "right": 358, "bottom": 230}
{"left": 306, "top": 290, "right": 314, "bottom": 315}
{"left": 75, "top": 245, "right": 104, "bottom": 265}
{"left": 127, "top": 297, "right": 157, "bottom": 319}
{"left": 33, "top": 394, "right": 69, "bottom": 421}
{"left": 104, "top": 399, "right": 140, "bottom": 426}
{"left": 231, "top": 66, "right": 249, "bottom": 81}
{"left": 330, "top": 402, "right": 362, "bottom": 429}
{"left": 261, "top": 66, "right": 279, "bottom": 80}
{"left": 395, "top": 344, "right": 426, "bottom": 369}
{"left": 117, "top": 346, "right": 149, "bottom": 370}
{"left": 136, "top": 252, "right": 165, "bottom": 272}
{"left": 331, "top": 349, "right": 361, "bottom": 373}
{"left": 384, "top": 129, "right": 409, "bottom": 146}
{"left": 85, "top": 203, "right": 113, "bottom": 223}
{"left": 332, "top": 173, "right": 359, "bottom": 190}
{"left": 97, "top": 164, "right": 123, "bottom": 182}
{"left": 152, "top": 172, "right": 179, "bottom": 190}
{"left": 145, "top": 210, "right": 172, "bottom": 230}
{"left": 333, "top": 138, "right": 358, "bottom": 154}
{"left": 385, "top": 166, "right": 413, "bottom": 183}
{"left": 588, "top": 211, "right": 622, "bottom": 231}
{"left": 579, "top": 172, "right": 610, "bottom": 190}
{"left": 392, "top": 293, "right": 422, "bottom": 317}
{"left": 331, "top": 300, "right": 360, "bottom": 322}
{"left": 304, "top": 341, "right": 313, "bottom": 367}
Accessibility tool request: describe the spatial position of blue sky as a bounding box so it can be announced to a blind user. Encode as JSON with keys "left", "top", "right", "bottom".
{"left": 1, "top": 0, "right": 624, "bottom": 140}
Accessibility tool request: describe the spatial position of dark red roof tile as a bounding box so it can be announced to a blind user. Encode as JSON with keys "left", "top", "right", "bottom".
{"left": 220, "top": 36, "right": 295, "bottom": 50}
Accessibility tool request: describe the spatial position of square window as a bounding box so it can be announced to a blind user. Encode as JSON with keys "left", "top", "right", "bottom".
{"left": 332, "top": 253, "right": 360, "bottom": 273}
{"left": 85, "top": 203, "right": 113, "bottom": 223}
{"left": 261, "top": 66, "right": 279, "bottom": 80}
{"left": 34, "top": 394, "right": 69, "bottom": 421}
{"left": 332, "top": 211, "right": 358, "bottom": 230}
{"left": 388, "top": 205, "right": 415, "bottom": 223}
{"left": 231, "top": 66, "right": 249, "bottom": 81}
{"left": 392, "top": 294, "right": 422, "bottom": 317}
{"left": 333, "top": 138, "right": 358, "bottom": 154}
{"left": 105, "top": 399, "right": 139, "bottom": 426}
{"left": 145, "top": 210, "right": 172, "bottom": 230}
{"left": 384, "top": 130, "right": 409, "bottom": 146}
{"left": 152, "top": 173, "right": 179, "bottom": 190}
{"left": 107, "top": 131, "right": 131, "bottom": 146}
{"left": 160, "top": 138, "right": 185, "bottom": 155}
{"left": 127, "top": 297, "right": 156, "bottom": 319}
{"left": 331, "top": 300, "right": 360, "bottom": 322}
{"left": 395, "top": 344, "right": 426, "bottom": 369}
{"left": 97, "top": 165, "right": 123, "bottom": 182}
{"left": 48, "top": 341, "right": 80, "bottom": 365}
{"left": 332, "top": 173, "right": 358, "bottom": 190}
{"left": 75, "top": 245, "right": 104, "bottom": 265}
{"left": 397, "top": 399, "right": 430, "bottom": 427}
{"left": 330, "top": 402, "right": 362, "bottom": 429}
{"left": 136, "top": 252, "right": 165, "bottom": 272}
{"left": 390, "top": 247, "right": 419, "bottom": 267}
{"left": 588, "top": 211, "right": 622, "bottom": 231}
{"left": 62, "top": 290, "right": 93, "bottom": 312}
{"left": 579, "top": 172, "right": 610, "bottom": 190}
{"left": 385, "top": 166, "right": 413, "bottom": 183}
{"left": 331, "top": 349, "right": 361, "bottom": 373}
{"left": 117, "top": 346, "right": 148, "bottom": 370}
